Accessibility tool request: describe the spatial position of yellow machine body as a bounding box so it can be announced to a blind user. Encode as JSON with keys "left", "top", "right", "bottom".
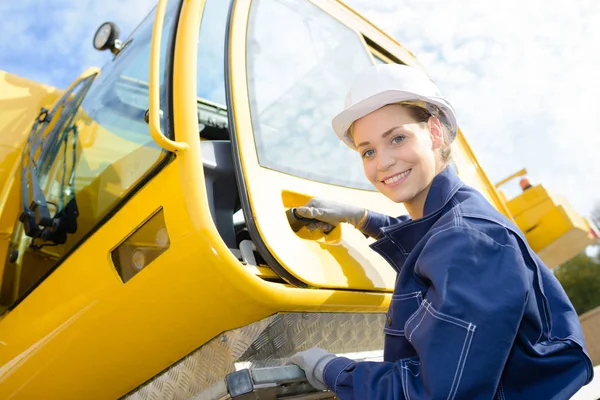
{"left": 0, "top": 0, "right": 595, "bottom": 398}
{"left": 506, "top": 183, "right": 598, "bottom": 267}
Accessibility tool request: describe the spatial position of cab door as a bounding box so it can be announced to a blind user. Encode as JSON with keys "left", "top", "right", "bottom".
{"left": 226, "top": 0, "right": 402, "bottom": 291}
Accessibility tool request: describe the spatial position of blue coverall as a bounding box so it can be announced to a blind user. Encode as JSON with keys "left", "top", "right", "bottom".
{"left": 322, "top": 165, "right": 593, "bottom": 399}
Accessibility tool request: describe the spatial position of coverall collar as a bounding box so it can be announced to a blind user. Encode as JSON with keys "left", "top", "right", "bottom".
{"left": 373, "top": 164, "right": 463, "bottom": 259}
{"left": 421, "top": 164, "right": 463, "bottom": 218}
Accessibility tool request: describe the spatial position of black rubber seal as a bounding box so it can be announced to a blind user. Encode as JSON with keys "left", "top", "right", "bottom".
{"left": 224, "top": 0, "right": 306, "bottom": 288}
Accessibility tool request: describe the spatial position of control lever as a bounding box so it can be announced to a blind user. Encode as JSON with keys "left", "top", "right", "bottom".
{"left": 193, "top": 365, "right": 336, "bottom": 400}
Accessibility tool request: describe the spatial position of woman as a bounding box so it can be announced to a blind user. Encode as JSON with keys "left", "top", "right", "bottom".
{"left": 290, "top": 64, "right": 593, "bottom": 399}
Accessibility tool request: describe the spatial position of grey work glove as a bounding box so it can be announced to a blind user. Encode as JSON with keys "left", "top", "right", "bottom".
{"left": 290, "top": 347, "right": 337, "bottom": 391}
{"left": 294, "top": 197, "right": 367, "bottom": 233}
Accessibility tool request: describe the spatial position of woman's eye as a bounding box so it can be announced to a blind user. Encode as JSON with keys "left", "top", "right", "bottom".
{"left": 391, "top": 135, "right": 406, "bottom": 144}
{"left": 362, "top": 149, "right": 375, "bottom": 159}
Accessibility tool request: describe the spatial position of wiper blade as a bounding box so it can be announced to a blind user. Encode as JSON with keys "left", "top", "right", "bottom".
{"left": 19, "top": 73, "right": 96, "bottom": 246}
{"left": 20, "top": 124, "right": 80, "bottom": 246}
{"left": 19, "top": 108, "right": 53, "bottom": 239}
{"left": 38, "top": 125, "right": 80, "bottom": 246}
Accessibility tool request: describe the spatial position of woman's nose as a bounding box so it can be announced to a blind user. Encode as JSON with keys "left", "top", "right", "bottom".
{"left": 377, "top": 151, "right": 396, "bottom": 171}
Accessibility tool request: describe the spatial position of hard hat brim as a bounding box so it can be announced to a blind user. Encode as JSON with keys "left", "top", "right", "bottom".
{"left": 332, "top": 90, "right": 458, "bottom": 150}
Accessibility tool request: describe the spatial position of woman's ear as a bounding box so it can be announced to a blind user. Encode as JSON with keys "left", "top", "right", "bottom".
{"left": 427, "top": 116, "right": 444, "bottom": 150}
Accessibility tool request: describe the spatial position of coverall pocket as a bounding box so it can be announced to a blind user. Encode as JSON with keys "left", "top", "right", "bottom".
{"left": 384, "top": 291, "right": 423, "bottom": 336}
{"left": 403, "top": 299, "right": 476, "bottom": 399}
{"left": 383, "top": 291, "right": 423, "bottom": 361}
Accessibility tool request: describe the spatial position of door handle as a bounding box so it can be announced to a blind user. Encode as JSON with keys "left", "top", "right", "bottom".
{"left": 285, "top": 207, "right": 326, "bottom": 233}
{"left": 282, "top": 190, "right": 340, "bottom": 241}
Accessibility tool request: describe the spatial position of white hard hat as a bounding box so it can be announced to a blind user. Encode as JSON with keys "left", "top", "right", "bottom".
{"left": 332, "top": 64, "right": 458, "bottom": 150}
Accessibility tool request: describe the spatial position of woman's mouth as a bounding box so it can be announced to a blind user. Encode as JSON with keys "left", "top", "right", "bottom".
{"left": 381, "top": 169, "right": 412, "bottom": 186}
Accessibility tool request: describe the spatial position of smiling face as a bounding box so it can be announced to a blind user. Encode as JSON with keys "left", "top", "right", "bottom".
{"left": 352, "top": 104, "right": 446, "bottom": 218}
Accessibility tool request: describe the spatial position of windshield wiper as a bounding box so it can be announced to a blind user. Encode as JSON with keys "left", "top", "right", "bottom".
{"left": 20, "top": 122, "right": 80, "bottom": 247}
{"left": 19, "top": 73, "right": 96, "bottom": 247}
{"left": 40, "top": 125, "right": 80, "bottom": 246}
{"left": 19, "top": 108, "right": 53, "bottom": 239}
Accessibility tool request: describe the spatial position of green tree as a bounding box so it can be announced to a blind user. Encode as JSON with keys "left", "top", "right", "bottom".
{"left": 554, "top": 252, "right": 600, "bottom": 315}
{"left": 553, "top": 202, "right": 600, "bottom": 315}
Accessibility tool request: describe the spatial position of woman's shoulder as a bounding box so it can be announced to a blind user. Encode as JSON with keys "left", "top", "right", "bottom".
{"left": 419, "top": 213, "right": 530, "bottom": 285}
{"left": 457, "top": 184, "right": 524, "bottom": 231}
{"left": 433, "top": 187, "right": 525, "bottom": 250}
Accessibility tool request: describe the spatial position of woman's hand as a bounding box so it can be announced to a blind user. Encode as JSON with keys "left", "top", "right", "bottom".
{"left": 289, "top": 347, "right": 336, "bottom": 391}
{"left": 294, "top": 197, "right": 367, "bottom": 232}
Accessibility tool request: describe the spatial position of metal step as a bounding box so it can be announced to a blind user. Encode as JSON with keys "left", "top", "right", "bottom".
{"left": 190, "top": 365, "right": 336, "bottom": 400}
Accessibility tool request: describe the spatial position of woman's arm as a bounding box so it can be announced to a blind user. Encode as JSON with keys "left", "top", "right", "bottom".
{"left": 294, "top": 197, "right": 409, "bottom": 238}
{"left": 358, "top": 210, "right": 410, "bottom": 239}
{"left": 321, "top": 225, "right": 530, "bottom": 399}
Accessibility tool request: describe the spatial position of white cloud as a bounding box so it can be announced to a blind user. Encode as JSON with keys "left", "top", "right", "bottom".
{"left": 345, "top": 0, "right": 600, "bottom": 218}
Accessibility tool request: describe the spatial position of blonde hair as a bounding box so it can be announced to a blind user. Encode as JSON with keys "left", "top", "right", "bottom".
{"left": 400, "top": 103, "right": 452, "bottom": 163}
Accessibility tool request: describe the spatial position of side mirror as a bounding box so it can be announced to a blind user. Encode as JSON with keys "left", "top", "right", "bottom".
{"left": 93, "top": 22, "right": 123, "bottom": 55}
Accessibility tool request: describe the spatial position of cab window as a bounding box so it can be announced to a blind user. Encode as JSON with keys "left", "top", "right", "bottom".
{"left": 0, "top": 0, "right": 180, "bottom": 308}
{"left": 245, "top": 0, "right": 376, "bottom": 190}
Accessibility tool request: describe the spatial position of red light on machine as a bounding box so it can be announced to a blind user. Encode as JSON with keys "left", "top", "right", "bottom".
{"left": 519, "top": 178, "right": 532, "bottom": 191}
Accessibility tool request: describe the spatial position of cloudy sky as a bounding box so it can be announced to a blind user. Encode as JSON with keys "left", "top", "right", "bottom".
{"left": 1, "top": 0, "right": 598, "bottom": 219}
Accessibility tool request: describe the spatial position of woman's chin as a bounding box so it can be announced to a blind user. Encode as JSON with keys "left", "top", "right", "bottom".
{"left": 382, "top": 188, "right": 411, "bottom": 204}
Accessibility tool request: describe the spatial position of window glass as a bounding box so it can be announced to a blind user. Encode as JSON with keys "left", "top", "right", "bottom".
{"left": 246, "top": 0, "right": 376, "bottom": 190}
{"left": 0, "top": 0, "right": 181, "bottom": 306}
{"left": 41, "top": 0, "right": 181, "bottom": 247}
{"left": 196, "top": 0, "right": 229, "bottom": 106}
{"left": 37, "top": 74, "right": 98, "bottom": 217}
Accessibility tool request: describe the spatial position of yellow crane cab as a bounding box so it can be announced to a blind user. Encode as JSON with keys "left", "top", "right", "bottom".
{"left": 0, "top": 0, "right": 597, "bottom": 398}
